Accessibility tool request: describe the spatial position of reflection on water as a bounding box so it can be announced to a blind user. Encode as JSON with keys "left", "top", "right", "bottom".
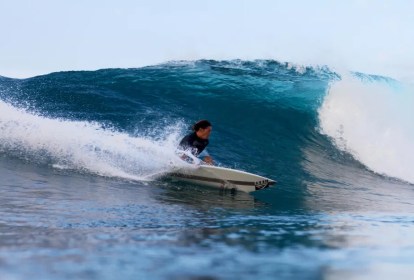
{"left": 1, "top": 157, "right": 414, "bottom": 279}
{"left": 156, "top": 179, "right": 264, "bottom": 209}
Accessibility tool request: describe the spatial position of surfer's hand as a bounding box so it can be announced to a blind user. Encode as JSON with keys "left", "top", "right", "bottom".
{"left": 203, "top": 156, "right": 213, "bottom": 165}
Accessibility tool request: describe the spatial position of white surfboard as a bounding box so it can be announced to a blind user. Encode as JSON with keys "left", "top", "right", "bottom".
{"left": 169, "top": 163, "right": 275, "bottom": 193}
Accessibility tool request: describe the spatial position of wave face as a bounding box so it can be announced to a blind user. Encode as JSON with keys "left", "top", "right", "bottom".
{"left": 0, "top": 60, "right": 412, "bottom": 189}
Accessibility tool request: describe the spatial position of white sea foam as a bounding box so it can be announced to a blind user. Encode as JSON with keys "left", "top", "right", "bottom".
{"left": 0, "top": 100, "right": 186, "bottom": 181}
{"left": 318, "top": 76, "right": 414, "bottom": 184}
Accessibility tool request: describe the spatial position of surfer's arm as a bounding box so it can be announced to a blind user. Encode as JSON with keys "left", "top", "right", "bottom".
{"left": 203, "top": 156, "right": 213, "bottom": 165}
{"left": 198, "top": 149, "right": 213, "bottom": 165}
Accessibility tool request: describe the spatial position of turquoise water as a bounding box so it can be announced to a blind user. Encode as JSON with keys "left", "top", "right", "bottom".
{"left": 0, "top": 60, "right": 413, "bottom": 279}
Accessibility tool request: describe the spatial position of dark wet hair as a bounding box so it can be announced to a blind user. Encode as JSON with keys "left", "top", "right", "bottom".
{"left": 192, "top": 120, "right": 211, "bottom": 131}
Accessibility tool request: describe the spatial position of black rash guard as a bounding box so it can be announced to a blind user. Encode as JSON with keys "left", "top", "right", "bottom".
{"left": 178, "top": 132, "right": 209, "bottom": 156}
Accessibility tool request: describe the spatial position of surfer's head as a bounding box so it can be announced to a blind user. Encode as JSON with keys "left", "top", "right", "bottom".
{"left": 193, "top": 120, "right": 212, "bottom": 140}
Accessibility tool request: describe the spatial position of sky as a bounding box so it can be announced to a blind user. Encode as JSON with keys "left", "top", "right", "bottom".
{"left": 1, "top": 0, "right": 414, "bottom": 80}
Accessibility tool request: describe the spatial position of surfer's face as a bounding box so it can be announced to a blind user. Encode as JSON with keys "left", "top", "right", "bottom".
{"left": 197, "top": 126, "right": 212, "bottom": 139}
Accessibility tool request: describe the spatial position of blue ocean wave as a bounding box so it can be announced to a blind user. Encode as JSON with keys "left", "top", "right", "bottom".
{"left": 1, "top": 60, "right": 414, "bottom": 280}
{"left": 0, "top": 60, "right": 412, "bottom": 194}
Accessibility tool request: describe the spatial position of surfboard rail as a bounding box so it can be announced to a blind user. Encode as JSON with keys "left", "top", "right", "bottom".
{"left": 169, "top": 164, "right": 275, "bottom": 193}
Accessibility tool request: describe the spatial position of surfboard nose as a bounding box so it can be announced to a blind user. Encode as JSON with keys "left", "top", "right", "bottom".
{"left": 254, "top": 179, "right": 275, "bottom": 190}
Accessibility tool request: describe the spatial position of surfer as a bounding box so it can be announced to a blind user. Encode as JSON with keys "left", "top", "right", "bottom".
{"left": 178, "top": 120, "right": 213, "bottom": 165}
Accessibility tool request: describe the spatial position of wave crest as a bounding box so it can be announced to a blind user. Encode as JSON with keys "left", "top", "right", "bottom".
{"left": 319, "top": 77, "right": 414, "bottom": 184}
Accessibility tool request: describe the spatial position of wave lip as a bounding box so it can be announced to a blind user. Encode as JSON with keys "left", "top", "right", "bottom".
{"left": 319, "top": 77, "right": 414, "bottom": 184}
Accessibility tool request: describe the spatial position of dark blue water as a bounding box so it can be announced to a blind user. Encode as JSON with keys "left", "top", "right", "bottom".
{"left": 1, "top": 60, "right": 413, "bottom": 279}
